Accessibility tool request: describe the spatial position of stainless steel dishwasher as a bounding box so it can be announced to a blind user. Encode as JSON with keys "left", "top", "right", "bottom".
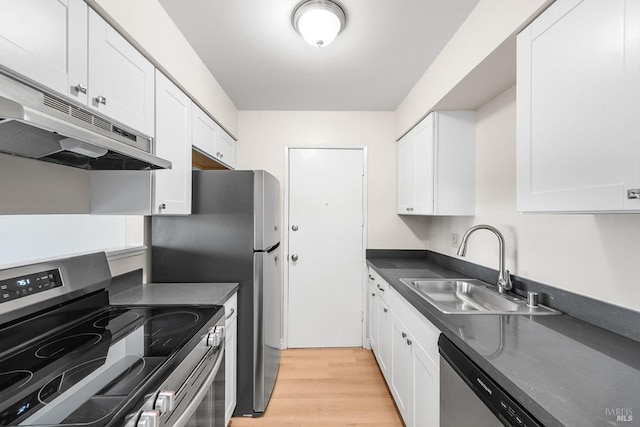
{"left": 438, "top": 334, "right": 543, "bottom": 427}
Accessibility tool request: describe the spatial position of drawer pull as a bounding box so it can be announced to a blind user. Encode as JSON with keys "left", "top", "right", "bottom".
{"left": 225, "top": 307, "right": 235, "bottom": 319}
{"left": 377, "top": 284, "right": 385, "bottom": 292}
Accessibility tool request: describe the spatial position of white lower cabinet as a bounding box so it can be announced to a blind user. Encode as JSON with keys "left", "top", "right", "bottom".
{"left": 368, "top": 280, "right": 377, "bottom": 352}
{"left": 390, "top": 313, "right": 412, "bottom": 421}
{"left": 368, "top": 271, "right": 440, "bottom": 427}
{"left": 376, "top": 296, "right": 392, "bottom": 381}
{"left": 224, "top": 293, "right": 237, "bottom": 426}
{"left": 413, "top": 341, "right": 439, "bottom": 427}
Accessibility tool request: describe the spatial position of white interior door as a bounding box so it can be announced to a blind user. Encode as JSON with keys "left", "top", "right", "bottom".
{"left": 287, "top": 148, "right": 364, "bottom": 348}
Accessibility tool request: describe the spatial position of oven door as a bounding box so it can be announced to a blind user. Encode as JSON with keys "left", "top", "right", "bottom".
{"left": 171, "top": 337, "right": 225, "bottom": 427}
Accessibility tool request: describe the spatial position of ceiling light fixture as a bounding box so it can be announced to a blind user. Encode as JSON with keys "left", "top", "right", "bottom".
{"left": 292, "top": 0, "right": 346, "bottom": 48}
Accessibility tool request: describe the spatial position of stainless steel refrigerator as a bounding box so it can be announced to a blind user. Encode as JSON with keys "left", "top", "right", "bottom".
{"left": 151, "top": 170, "right": 281, "bottom": 417}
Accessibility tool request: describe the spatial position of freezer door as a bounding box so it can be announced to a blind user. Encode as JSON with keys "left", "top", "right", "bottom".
{"left": 254, "top": 170, "right": 280, "bottom": 250}
{"left": 253, "top": 246, "right": 281, "bottom": 413}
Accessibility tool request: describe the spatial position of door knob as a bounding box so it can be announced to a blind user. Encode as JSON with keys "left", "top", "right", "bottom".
{"left": 291, "top": 254, "right": 299, "bottom": 261}
{"left": 292, "top": 225, "right": 299, "bottom": 231}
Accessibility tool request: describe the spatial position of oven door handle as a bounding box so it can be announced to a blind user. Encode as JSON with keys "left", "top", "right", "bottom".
{"left": 171, "top": 341, "right": 225, "bottom": 427}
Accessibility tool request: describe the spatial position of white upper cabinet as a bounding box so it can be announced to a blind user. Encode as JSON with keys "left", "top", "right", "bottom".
{"left": 0, "top": 2, "right": 155, "bottom": 138}
{"left": 153, "top": 71, "right": 192, "bottom": 215}
{"left": 0, "top": 0, "right": 88, "bottom": 103}
{"left": 91, "top": 72, "right": 193, "bottom": 215}
{"left": 216, "top": 127, "right": 236, "bottom": 168}
{"left": 397, "top": 111, "right": 476, "bottom": 216}
{"left": 192, "top": 104, "right": 236, "bottom": 169}
{"left": 192, "top": 105, "right": 217, "bottom": 156}
{"left": 88, "top": 9, "right": 155, "bottom": 137}
{"left": 517, "top": 0, "right": 640, "bottom": 212}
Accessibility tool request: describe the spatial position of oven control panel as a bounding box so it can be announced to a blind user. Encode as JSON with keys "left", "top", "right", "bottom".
{"left": 0, "top": 269, "right": 63, "bottom": 304}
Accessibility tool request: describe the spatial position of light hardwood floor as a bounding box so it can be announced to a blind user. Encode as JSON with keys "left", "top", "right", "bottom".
{"left": 229, "top": 348, "right": 404, "bottom": 427}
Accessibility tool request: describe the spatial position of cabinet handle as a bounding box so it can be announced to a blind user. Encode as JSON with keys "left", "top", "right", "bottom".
{"left": 74, "top": 83, "right": 87, "bottom": 94}
{"left": 371, "top": 293, "right": 376, "bottom": 296}
{"left": 369, "top": 275, "right": 374, "bottom": 280}
{"left": 96, "top": 95, "right": 107, "bottom": 105}
{"left": 383, "top": 308, "right": 388, "bottom": 313}
{"left": 220, "top": 153, "right": 224, "bottom": 158}
{"left": 216, "top": 152, "right": 221, "bottom": 157}
{"left": 401, "top": 332, "right": 407, "bottom": 338}
{"left": 628, "top": 189, "right": 640, "bottom": 199}
{"left": 159, "top": 203, "right": 166, "bottom": 211}
{"left": 406, "top": 339, "right": 412, "bottom": 346}
{"left": 377, "top": 284, "right": 385, "bottom": 292}
{"left": 225, "top": 307, "right": 235, "bottom": 319}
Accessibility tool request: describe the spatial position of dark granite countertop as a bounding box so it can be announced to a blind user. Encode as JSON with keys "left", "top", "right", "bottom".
{"left": 367, "top": 251, "right": 640, "bottom": 427}
{"left": 109, "top": 282, "right": 239, "bottom": 306}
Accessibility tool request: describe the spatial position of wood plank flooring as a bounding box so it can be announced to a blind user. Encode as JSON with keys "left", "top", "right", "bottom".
{"left": 229, "top": 348, "right": 404, "bottom": 427}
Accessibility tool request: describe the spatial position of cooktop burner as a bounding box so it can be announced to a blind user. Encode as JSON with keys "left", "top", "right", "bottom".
{"left": 0, "top": 370, "right": 33, "bottom": 398}
{"left": 35, "top": 333, "right": 103, "bottom": 359}
{"left": 143, "top": 310, "right": 201, "bottom": 338}
{"left": 0, "top": 291, "right": 222, "bottom": 426}
{"left": 93, "top": 310, "right": 141, "bottom": 328}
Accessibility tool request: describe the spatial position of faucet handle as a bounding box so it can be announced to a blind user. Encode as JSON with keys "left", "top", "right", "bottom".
{"left": 498, "top": 269, "right": 513, "bottom": 293}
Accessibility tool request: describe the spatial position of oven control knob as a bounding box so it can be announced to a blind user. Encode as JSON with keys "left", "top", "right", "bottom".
{"left": 207, "top": 325, "right": 224, "bottom": 347}
{"left": 137, "top": 410, "right": 160, "bottom": 427}
{"left": 154, "top": 390, "right": 176, "bottom": 414}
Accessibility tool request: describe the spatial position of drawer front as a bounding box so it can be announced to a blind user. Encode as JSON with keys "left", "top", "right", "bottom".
{"left": 390, "top": 287, "right": 440, "bottom": 365}
{"left": 224, "top": 292, "right": 238, "bottom": 327}
{"left": 368, "top": 268, "right": 390, "bottom": 304}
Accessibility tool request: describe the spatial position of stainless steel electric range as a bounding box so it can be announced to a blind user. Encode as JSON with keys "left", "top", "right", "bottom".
{"left": 0, "top": 252, "right": 225, "bottom": 427}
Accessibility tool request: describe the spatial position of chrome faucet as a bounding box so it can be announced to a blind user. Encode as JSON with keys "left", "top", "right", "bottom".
{"left": 457, "top": 224, "right": 512, "bottom": 294}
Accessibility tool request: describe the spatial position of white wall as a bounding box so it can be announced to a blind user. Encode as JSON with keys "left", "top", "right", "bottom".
{"left": 426, "top": 86, "right": 640, "bottom": 312}
{"left": 395, "top": 0, "right": 552, "bottom": 137}
{"left": 237, "top": 111, "right": 429, "bottom": 249}
{"left": 0, "top": 214, "right": 144, "bottom": 267}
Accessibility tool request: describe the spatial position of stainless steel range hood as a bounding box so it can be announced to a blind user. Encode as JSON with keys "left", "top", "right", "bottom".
{"left": 0, "top": 72, "right": 171, "bottom": 170}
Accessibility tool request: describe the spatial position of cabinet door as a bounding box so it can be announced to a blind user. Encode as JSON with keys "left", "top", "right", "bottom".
{"left": 0, "top": 0, "right": 88, "bottom": 102}
{"left": 390, "top": 313, "right": 412, "bottom": 425}
{"left": 88, "top": 9, "right": 155, "bottom": 137}
{"left": 413, "top": 114, "right": 435, "bottom": 215}
{"left": 215, "top": 129, "right": 236, "bottom": 169}
{"left": 517, "top": 0, "right": 640, "bottom": 212}
{"left": 192, "top": 105, "right": 217, "bottom": 157}
{"left": 225, "top": 315, "right": 237, "bottom": 426}
{"left": 376, "top": 298, "right": 392, "bottom": 380}
{"left": 153, "top": 71, "right": 192, "bottom": 215}
{"left": 368, "top": 282, "right": 377, "bottom": 352}
{"left": 413, "top": 341, "right": 439, "bottom": 427}
{"left": 397, "top": 132, "right": 416, "bottom": 214}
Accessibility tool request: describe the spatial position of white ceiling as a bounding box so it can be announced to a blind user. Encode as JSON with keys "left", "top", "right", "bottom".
{"left": 158, "top": 0, "right": 480, "bottom": 111}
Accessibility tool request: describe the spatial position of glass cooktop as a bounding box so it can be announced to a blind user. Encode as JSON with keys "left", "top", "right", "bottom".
{"left": 0, "top": 292, "right": 221, "bottom": 426}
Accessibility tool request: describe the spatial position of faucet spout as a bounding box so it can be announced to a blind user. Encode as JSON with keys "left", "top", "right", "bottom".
{"left": 457, "top": 224, "right": 512, "bottom": 293}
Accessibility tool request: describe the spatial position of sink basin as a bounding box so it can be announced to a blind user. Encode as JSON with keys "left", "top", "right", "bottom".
{"left": 399, "top": 278, "right": 560, "bottom": 315}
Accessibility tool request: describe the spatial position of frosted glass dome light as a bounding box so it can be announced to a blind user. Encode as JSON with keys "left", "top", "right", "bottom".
{"left": 292, "top": 0, "right": 347, "bottom": 48}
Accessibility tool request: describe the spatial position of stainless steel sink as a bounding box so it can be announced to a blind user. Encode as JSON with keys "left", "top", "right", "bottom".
{"left": 399, "top": 278, "right": 560, "bottom": 315}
